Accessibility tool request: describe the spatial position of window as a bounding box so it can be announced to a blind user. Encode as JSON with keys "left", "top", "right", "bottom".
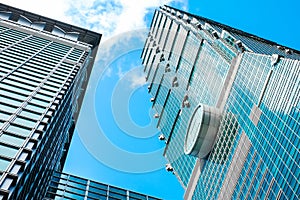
{"left": 0, "top": 133, "right": 25, "bottom": 146}
{"left": 19, "top": 110, "right": 41, "bottom": 121}
{"left": 0, "top": 158, "right": 10, "bottom": 171}
{"left": 13, "top": 117, "right": 37, "bottom": 128}
{"left": 0, "top": 144, "right": 18, "bottom": 158}
{"left": 6, "top": 124, "right": 31, "bottom": 137}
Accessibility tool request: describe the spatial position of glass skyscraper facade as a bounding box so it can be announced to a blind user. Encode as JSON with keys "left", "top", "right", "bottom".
{"left": 0, "top": 4, "right": 101, "bottom": 200}
{"left": 141, "top": 5, "right": 299, "bottom": 200}
{"left": 45, "top": 171, "right": 161, "bottom": 200}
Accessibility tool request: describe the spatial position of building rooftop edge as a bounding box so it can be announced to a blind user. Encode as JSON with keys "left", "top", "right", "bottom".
{"left": 0, "top": 3, "right": 102, "bottom": 48}
{"left": 163, "top": 5, "right": 300, "bottom": 54}
{"left": 55, "top": 171, "right": 162, "bottom": 199}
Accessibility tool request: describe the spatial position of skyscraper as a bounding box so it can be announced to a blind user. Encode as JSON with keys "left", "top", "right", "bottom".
{"left": 45, "top": 171, "right": 161, "bottom": 200}
{"left": 141, "top": 5, "right": 299, "bottom": 200}
{"left": 0, "top": 3, "right": 101, "bottom": 200}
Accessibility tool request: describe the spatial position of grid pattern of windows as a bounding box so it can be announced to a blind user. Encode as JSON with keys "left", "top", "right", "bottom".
{"left": 192, "top": 113, "right": 241, "bottom": 199}
{"left": 0, "top": 14, "right": 94, "bottom": 199}
{"left": 143, "top": 5, "right": 300, "bottom": 200}
{"left": 142, "top": 8, "right": 233, "bottom": 191}
{"left": 189, "top": 42, "right": 230, "bottom": 106}
{"left": 46, "top": 171, "right": 161, "bottom": 200}
{"left": 192, "top": 52, "right": 299, "bottom": 199}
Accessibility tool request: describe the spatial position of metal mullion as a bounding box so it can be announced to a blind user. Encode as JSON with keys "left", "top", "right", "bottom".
{"left": 154, "top": 11, "right": 163, "bottom": 39}
{"left": 141, "top": 40, "right": 150, "bottom": 61}
{"left": 76, "top": 49, "right": 89, "bottom": 64}
{"left": 143, "top": 42, "right": 153, "bottom": 67}
{"left": 0, "top": 34, "right": 32, "bottom": 53}
{"left": 0, "top": 47, "right": 76, "bottom": 186}
{"left": 141, "top": 37, "right": 149, "bottom": 60}
{"left": 3, "top": 30, "right": 28, "bottom": 38}
{"left": 0, "top": 36, "right": 18, "bottom": 44}
{"left": 21, "top": 65, "right": 49, "bottom": 77}
{"left": 35, "top": 54, "right": 61, "bottom": 63}
{"left": 237, "top": 152, "right": 257, "bottom": 199}
{"left": 158, "top": 15, "right": 167, "bottom": 46}
{"left": 162, "top": 18, "right": 173, "bottom": 52}
{"left": 15, "top": 69, "right": 46, "bottom": 81}
{"left": 156, "top": 89, "right": 171, "bottom": 128}
{"left": 26, "top": 60, "right": 54, "bottom": 72}
{"left": 31, "top": 56, "right": 57, "bottom": 66}
{"left": 144, "top": 49, "right": 154, "bottom": 72}
{"left": 48, "top": 74, "right": 65, "bottom": 84}
{"left": 0, "top": 82, "right": 31, "bottom": 95}
{"left": 0, "top": 55, "right": 23, "bottom": 65}
{"left": 244, "top": 160, "right": 262, "bottom": 200}
{"left": 0, "top": 27, "right": 10, "bottom": 34}
{"left": 35, "top": 48, "right": 66, "bottom": 60}
{"left": 58, "top": 63, "right": 74, "bottom": 71}
{"left": 148, "top": 63, "right": 160, "bottom": 92}
{"left": 1, "top": 52, "right": 28, "bottom": 62}
{"left": 0, "top": 67, "right": 13, "bottom": 74}
{"left": 0, "top": 41, "right": 53, "bottom": 83}
{"left": 41, "top": 49, "right": 64, "bottom": 58}
{"left": 54, "top": 69, "right": 69, "bottom": 79}
{"left": 21, "top": 64, "right": 50, "bottom": 76}
{"left": 0, "top": 93, "right": 25, "bottom": 105}
{"left": 6, "top": 74, "right": 40, "bottom": 87}
{"left": 145, "top": 55, "right": 156, "bottom": 80}
{"left": 253, "top": 168, "right": 268, "bottom": 200}
{"left": 175, "top": 30, "right": 190, "bottom": 72}
{"left": 160, "top": 16, "right": 171, "bottom": 49}
{"left": 2, "top": 49, "right": 31, "bottom": 59}
{"left": 11, "top": 45, "right": 38, "bottom": 55}
{"left": 150, "top": 10, "right": 159, "bottom": 33}
{"left": 14, "top": 42, "right": 43, "bottom": 52}
{"left": 29, "top": 61, "right": 56, "bottom": 71}
{"left": 167, "top": 22, "right": 180, "bottom": 60}
{"left": 16, "top": 40, "right": 46, "bottom": 50}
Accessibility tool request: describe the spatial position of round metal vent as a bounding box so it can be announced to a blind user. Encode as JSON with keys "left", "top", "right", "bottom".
{"left": 184, "top": 104, "right": 222, "bottom": 158}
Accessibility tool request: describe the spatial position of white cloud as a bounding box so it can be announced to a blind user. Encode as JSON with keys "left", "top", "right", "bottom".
{"left": 1, "top": 0, "right": 187, "bottom": 89}
{"left": 1, "top": 0, "right": 187, "bottom": 43}
{"left": 1, "top": 0, "right": 187, "bottom": 40}
{"left": 104, "top": 67, "right": 113, "bottom": 78}
{"left": 117, "top": 64, "right": 125, "bottom": 79}
{"left": 128, "top": 70, "right": 146, "bottom": 89}
{"left": 0, "top": 0, "right": 72, "bottom": 23}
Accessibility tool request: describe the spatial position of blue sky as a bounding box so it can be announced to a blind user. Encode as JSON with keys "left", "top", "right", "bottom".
{"left": 1, "top": 0, "right": 299, "bottom": 199}
{"left": 64, "top": 1, "right": 300, "bottom": 199}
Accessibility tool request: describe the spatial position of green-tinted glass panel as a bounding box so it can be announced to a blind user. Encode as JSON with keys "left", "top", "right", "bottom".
{"left": 0, "top": 103, "right": 16, "bottom": 113}
{"left": 13, "top": 117, "right": 36, "bottom": 128}
{"left": 6, "top": 125, "right": 31, "bottom": 137}
{"left": 0, "top": 158, "right": 10, "bottom": 171}
{"left": 0, "top": 134, "right": 24, "bottom": 146}
{"left": 0, "top": 145, "right": 18, "bottom": 158}
{"left": 0, "top": 111, "right": 10, "bottom": 121}
{"left": 19, "top": 110, "right": 41, "bottom": 121}
{"left": 25, "top": 104, "right": 45, "bottom": 113}
{"left": 65, "top": 186, "right": 86, "bottom": 195}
